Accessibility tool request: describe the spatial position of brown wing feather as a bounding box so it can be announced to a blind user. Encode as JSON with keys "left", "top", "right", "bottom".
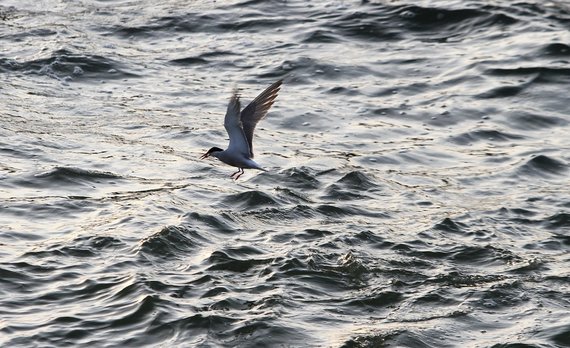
{"left": 240, "top": 80, "right": 282, "bottom": 157}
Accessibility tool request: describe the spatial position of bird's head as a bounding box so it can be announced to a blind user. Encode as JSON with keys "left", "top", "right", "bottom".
{"left": 200, "top": 147, "right": 223, "bottom": 159}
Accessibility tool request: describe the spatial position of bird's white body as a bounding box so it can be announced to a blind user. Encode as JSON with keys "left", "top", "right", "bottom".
{"left": 200, "top": 80, "right": 282, "bottom": 179}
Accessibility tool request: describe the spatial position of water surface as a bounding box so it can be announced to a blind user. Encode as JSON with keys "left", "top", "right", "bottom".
{"left": 1, "top": 1, "right": 570, "bottom": 347}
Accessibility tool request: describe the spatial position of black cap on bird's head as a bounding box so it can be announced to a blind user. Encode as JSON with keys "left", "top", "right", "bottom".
{"left": 200, "top": 147, "right": 223, "bottom": 159}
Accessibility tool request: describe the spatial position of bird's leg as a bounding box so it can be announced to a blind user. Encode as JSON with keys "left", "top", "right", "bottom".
{"left": 230, "top": 168, "right": 243, "bottom": 180}
{"left": 232, "top": 168, "right": 244, "bottom": 180}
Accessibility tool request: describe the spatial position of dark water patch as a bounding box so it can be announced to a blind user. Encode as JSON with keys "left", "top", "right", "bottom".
{"left": 353, "top": 230, "right": 395, "bottom": 249}
{"left": 273, "top": 187, "right": 312, "bottom": 205}
{"left": 400, "top": 5, "right": 508, "bottom": 26}
{"left": 251, "top": 166, "right": 321, "bottom": 190}
{"left": 170, "top": 50, "right": 238, "bottom": 66}
{"left": 0, "top": 264, "right": 40, "bottom": 292}
{"left": 539, "top": 42, "right": 570, "bottom": 57}
{"left": 550, "top": 324, "right": 570, "bottom": 346}
{"left": 326, "top": 85, "right": 362, "bottom": 96}
{"left": 299, "top": 228, "right": 334, "bottom": 241}
{"left": 109, "top": 294, "right": 161, "bottom": 329}
{"left": 451, "top": 245, "right": 521, "bottom": 265}
{"left": 16, "top": 167, "right": 122, "bottom": 189}
{"left": 501, "top": 207, "right": 539, "bottom": 217}
{"left": 139, "top": 225, "right": 206, "bottom": 260}
{"left": 316, "top": 204, "right": 387, "bottom": 219}
{"left": 544, "top": 213, "right": 570, "bottom": 231}
{"left": 434, "top": 217, "right": 467, "bottom": 234}
{"left": 116, "top": 12, "right": 300, "bottom": 37}
{"left": 300, "top": 29, "right": 342, "bottom": 43}
{"left": 517, "top": 155, "right": 567, "bottom": 177}
{"left": 221, "top": 190, "right": 280, "bottom": 210}
{"left": 212, "top": 15, "right": 299, "bottom": 33}
{"left": 398, "top": 5, "right": 517, "bottom": 42}
{"left": 264, "top": 253, "right": 360, "bottom": 289}
{"left": 206, "top": 296, "right": 256, "bottom": 311}
{"left": 413, "top": 288, "right": 459, "bottom": 305}
{"left": 10, "top": 49, "right": 138, "bottom": 81}
{"left": 0, "top": 57, "right": 21, "bottom": 72}
{"left": 38, "top": 167, "right": 121, "bottom": 180}
{"left": 341, "top": 330, "right": 403, "bottom": 348}
{"left": 476, "top": 280, "right": 528, "bottom": 309}
{"left": 504, "top": 111, "right": 568, "bottom": 130}
{"left": 485, "top": 66, "right": 570, "bottom": 84}
{"left": 260, "top": 56, "right": 373, "bottom": 82}
{"left": 224, "top": 322, "right": 309, "bottom": 348}
{"left": 322, "top": 184, "right": 372, "bottom": 201}
{"left": 61, "top": 235, "right": 124, "bottom": 256}
{"left": 2, "top": 28, "right": 58, "bottom": 42}
{"left": 142, "top": 313, "right": 239, "bottom": 346}
{"left": 345, "top": 290, "right": 402, "bottom": 309}
{"left": 219, "top": 245, "right": 266, "bottom": 259}
{"left": 0, "top": 6, "right": 16, "bottom": 21}
{"left": 111, "top": 279, "right": 144, "bottom": 302}
{"left": 430, "top": 272, "right": 506, "bottom": 287}
{"left": 476, "top": 83, "right": 529, "bottom": 99}
{"left": 528, "top": 235, "right": 570, "bottom": 251}
{"left": 103, "top": 14, "right": 212, "bottom": 37}
{"left": 183, "top": 211, "right": 238, "bottom": 234}
{"left": 23, "top": 235, "right": 124, "bottom": 259}
{"left": 268, "top": 228, "right": 333, "bottom": 244}
{"left": 337, "top": 171, "right": 379, "bottom": 190}
{"left": 71, "top": 235, "right": 124, "bottom": 251}
{"left": 343, "top": 326, "right": 459, "bottom": 348}
{"left": 449, "top": 129, "right": 525, "bottom": 145}
{"left": 33, "top": 277, "right": 126, "bottom": 307}
{"left": 491, "top": 341, "right": 541, "bottom": 347}
{"left": 170, "top": 56, "right": 209, "bottom": 66}
{"left": 401, "top": 242, "right": 520, "bottom": 267}
{"left": 206, "top": 250, "right": 272, "bottom": 273}
{"left": 104, "top": 23, "right": 168, "bottom": 39}
{"left": 240, "top": 205, "right": 317, "bottom": 224}
{"left": 326, "top": 8, "right": 400, "bottom": 41}
{"left": 3, "top": 261, "right": 61, "bottom": 279}
{"left": 0, "top": 198, "right": 98, "bottom": 220}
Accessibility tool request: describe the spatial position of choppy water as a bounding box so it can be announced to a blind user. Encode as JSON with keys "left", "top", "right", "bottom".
{"left": 1, "top": 0, "right": 570, "bottom": 347}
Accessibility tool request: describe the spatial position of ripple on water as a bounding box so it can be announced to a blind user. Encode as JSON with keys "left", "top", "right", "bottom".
{"left": 10, "top": 166, "right": 122, "bottom": 190}
{"left": 220, "top": 190, "right": 281, "bottom": 211}
{"left": 22, "top": 235, "right": 124, "bottom": 260}
{"left": 448, "top": 128, "right": 525, "bottom": 145}
{"left": 2, "top": 0, "right": 570, "bottom": 347}
{"left": 182, "top": 211, "right": 240, "bottom": 235}
{"left": 485, "top": 66, "right": 570, "bottom": 84}
{"left": 517, "top": 155, "right": 567, "bottom": 178}
{"left": 139, "top": 225, "right": 207, "bottom": 260}
{"left": 205, "top": 249, "right": 272, "bottom": 273}
{"left": 6, "top": 48, "right": 138, "bottom": 81}
{"left": 322, "top": 170, "right": 382, "bottom": 201}
{"left": 540, "top": 42, "right": 570, "bottom": 57}
{"left": 251, "top": 166, "right": 323, "bottom": 190}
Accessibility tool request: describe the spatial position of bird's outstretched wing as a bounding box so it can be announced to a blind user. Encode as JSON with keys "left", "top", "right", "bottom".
{"left": 224, "top": 92, "right": 250, "bottom": 157}
{"left": 240, "top": 80, "right": 282, "bottom": 158}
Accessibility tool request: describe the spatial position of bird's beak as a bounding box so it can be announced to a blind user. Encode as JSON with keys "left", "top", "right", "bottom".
{"left": 199, "top": 152, "right": 208, "bottom": 160}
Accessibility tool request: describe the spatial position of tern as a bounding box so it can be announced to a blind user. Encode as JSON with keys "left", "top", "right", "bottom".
{"left": 200, "top": 80, "right": 282, "bottom": 180}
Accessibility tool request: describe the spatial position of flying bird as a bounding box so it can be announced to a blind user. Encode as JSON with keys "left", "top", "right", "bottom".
{"left": 200, "top": 80, "right": 282, "bottom": 180}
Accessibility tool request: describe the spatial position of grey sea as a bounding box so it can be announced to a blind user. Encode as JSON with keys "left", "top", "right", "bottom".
{"left": 1, "top": 0, "right": 570, "bottom": 347}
